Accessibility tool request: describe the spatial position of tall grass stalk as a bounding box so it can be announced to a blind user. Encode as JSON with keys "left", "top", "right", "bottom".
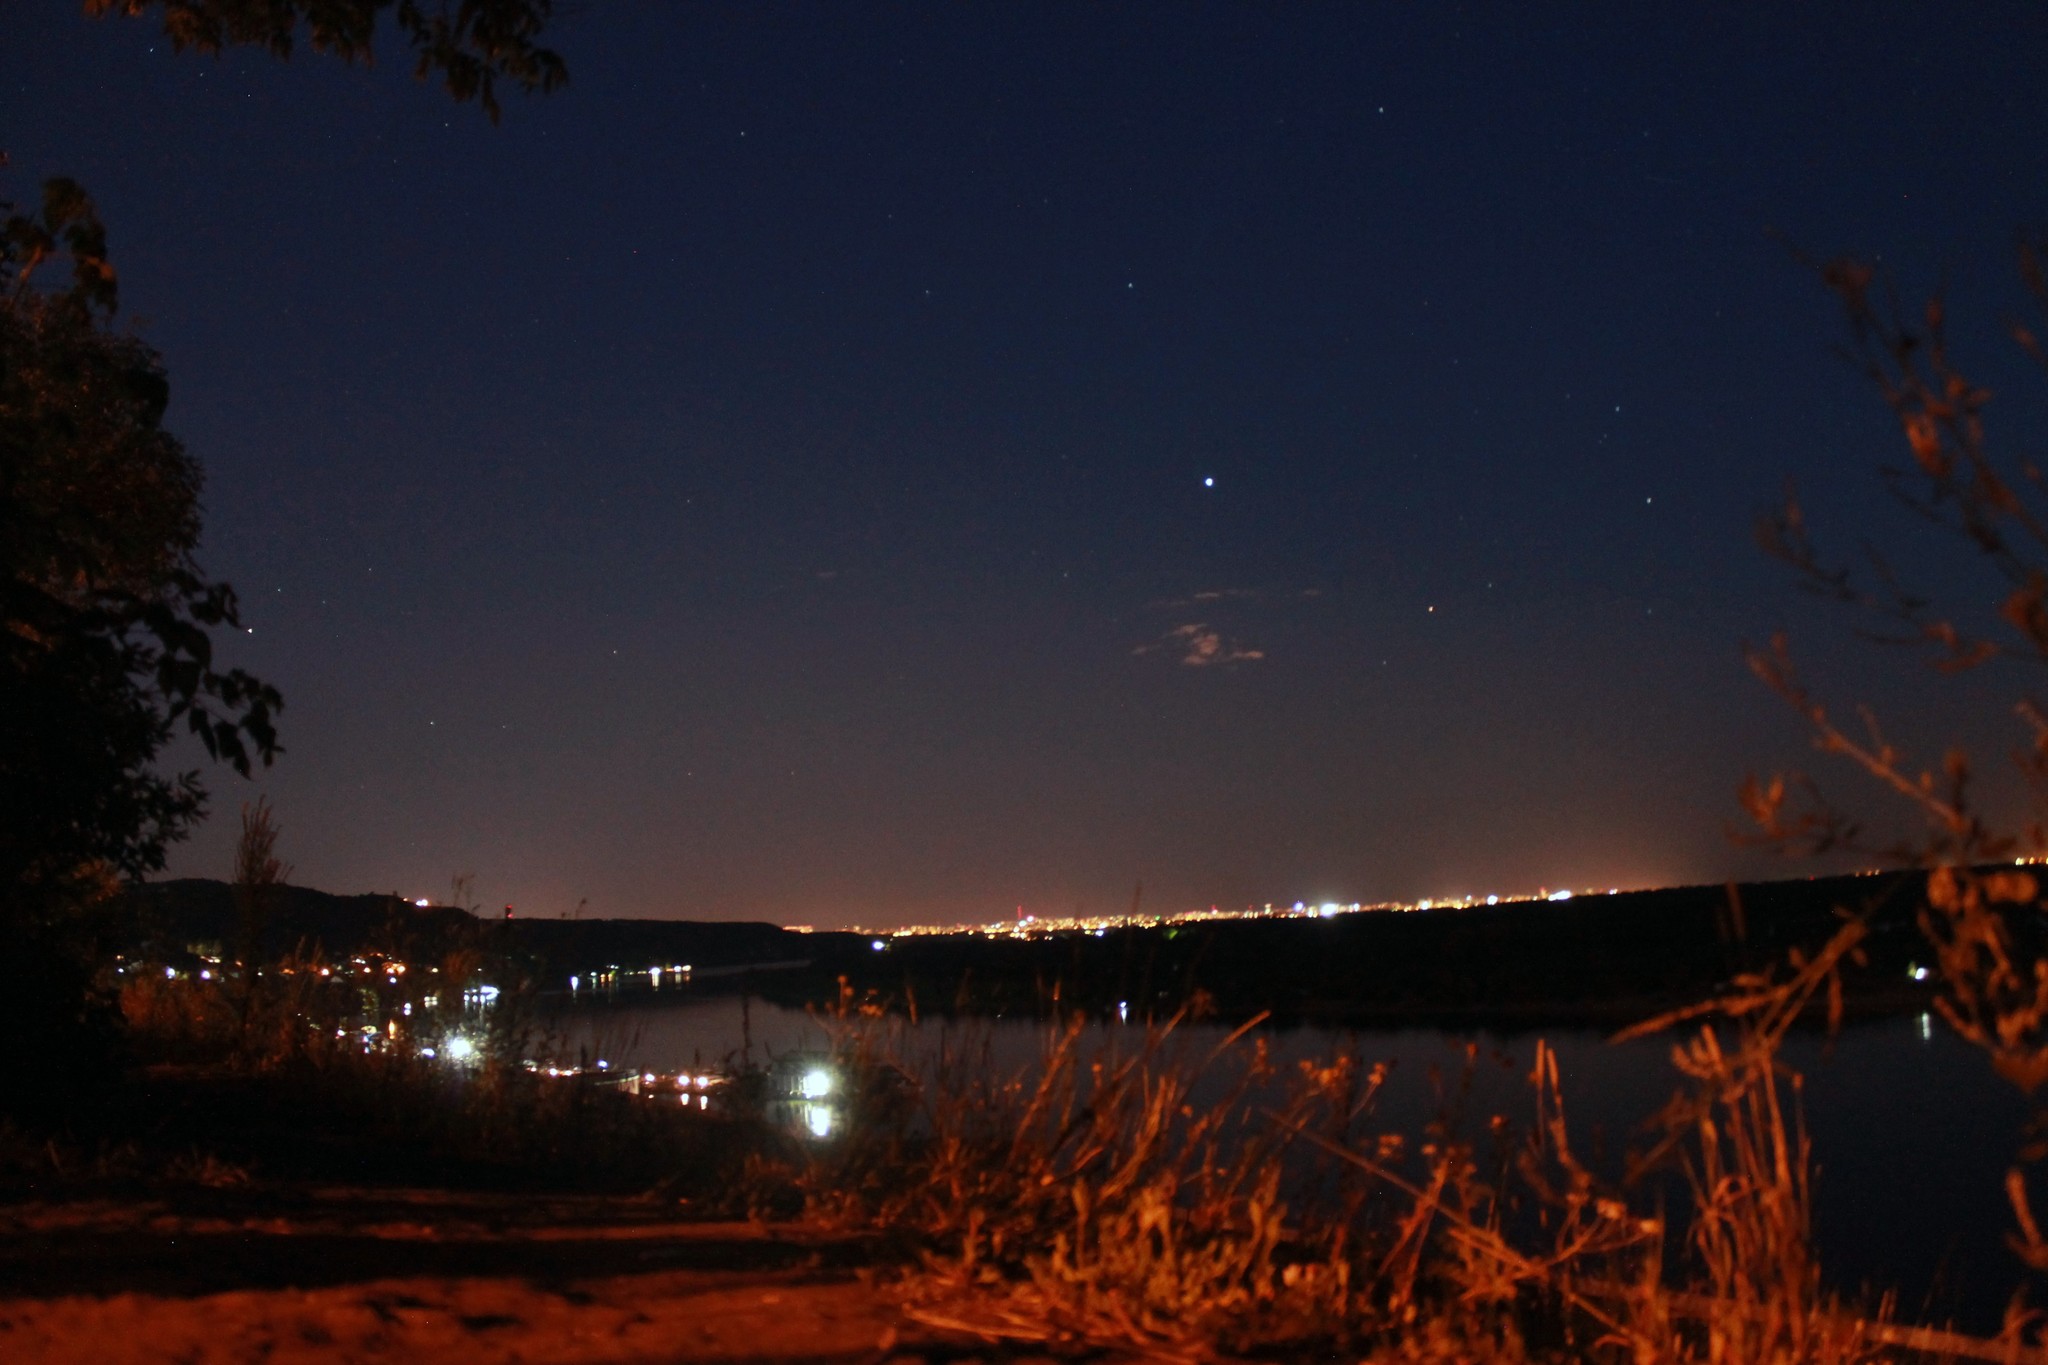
{"left": 799, "top": 982, "right": 1913, "bottom": 1363}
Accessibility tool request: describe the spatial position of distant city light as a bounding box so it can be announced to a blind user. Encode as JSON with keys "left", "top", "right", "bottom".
{"left": 838, "top": 877, "right": 1645, "bottom": 940}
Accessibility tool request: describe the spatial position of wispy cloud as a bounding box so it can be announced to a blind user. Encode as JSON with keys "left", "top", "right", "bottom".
{"left": 1152, "top": 587, "right": 1261, "bottom": 610}
{"left": 1134, "top": 623, "right": 1266, "bottom": 667}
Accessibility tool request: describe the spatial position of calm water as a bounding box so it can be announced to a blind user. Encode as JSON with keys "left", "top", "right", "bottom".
{"left": 546, "top": 993, "right": 2029, "bottom": 1332}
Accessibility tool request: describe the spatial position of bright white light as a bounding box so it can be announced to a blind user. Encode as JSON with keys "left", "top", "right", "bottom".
{"left": 800, "top": 1069, "right": 834, "bottom": 1099}
{"left": 694, "top": 1074, "right": 711, "bottom": 1088}
{"left": 870, "top": 939, "right": 886, "bottom": 951}
{"left": 165, "top": 966, "right": 176, "bottom": 979}
{"left": 643, "top": 1073, "right": 656, "bottom": 1083}
{"left": 650, "top": 966, "right": 662, "bottom": 981}
{"left": 199, "top": 970, "right": 212, "bottom": 981}
{"left": 1203, "top": 476, "right": 1215, "bottom": 487}
{"left": 1919, "top": 1012, "right": 1934, "bottom": 1041}
{"left": 1548, "top": 890, "right": 1573, "bottom": 902}
{"left": 569, "top": 975, "right": 579, "bottom": 990}
{"left": 420, "top": 1047, "right": 437, "bottom": 1059}
{"left": 1117, "top": 1001, "right": 1129, "bottom": 1023}
{"left": 805, "top": 1106, "right": 835, "bottom": 1138}
{"left": 1486, "top": 895, "right": 1499, "bottom": 905}
{"left": 1318, "top": 903, "right": 1339, "bottom": 918}
{"left": 415, "top": 897, "right": 430, "bottom": 907}
{"left": 1910, "top": 965, "right": 1931, "bottom": 982}
{"left": 444, "top": 1036, "right": 477, "bottom": 1061}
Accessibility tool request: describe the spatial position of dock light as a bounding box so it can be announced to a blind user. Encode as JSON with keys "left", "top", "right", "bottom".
{"left": 806, "top": 1107, "right": 834, "bottom": 1138}
{"left": 694, "top": 1074, "right": 711, "bottom": 1088}
{"left": 444, "top": 1036, "right": 477, "bottom": 1061}
{"left": 643, "top": 1073, "right": 656, "bottom": 1084}
{"left": 800, "top": 1069, "right": 833, "bottom": 1099}
{"left": 569, "top": 975, "right": 579, "bottom": 990}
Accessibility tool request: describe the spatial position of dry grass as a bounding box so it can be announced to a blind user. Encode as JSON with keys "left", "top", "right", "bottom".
{"left": 785, "top": 976, "right": 1943, "bottom": 1364}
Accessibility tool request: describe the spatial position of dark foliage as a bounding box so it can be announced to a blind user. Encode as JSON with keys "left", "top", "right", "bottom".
{"left": 85, "top": 0, "right": 567, "bottom": 122}
{"left": 1, "top": 177, "right": 283, "bottom": 1108}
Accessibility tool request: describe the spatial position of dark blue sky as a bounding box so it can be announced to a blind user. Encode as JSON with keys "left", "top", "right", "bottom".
{"left": 9, "top": 2, "right": 2048, "bottom": 924}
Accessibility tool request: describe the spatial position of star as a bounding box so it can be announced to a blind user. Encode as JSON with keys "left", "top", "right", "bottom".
{"left": 1203, "top": 477, "right": 1214, "bottom": 487}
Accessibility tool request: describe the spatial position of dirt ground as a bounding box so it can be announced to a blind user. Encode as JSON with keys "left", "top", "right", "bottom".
{"left": 0, "top": 1185, "right": 1079, "bottom": 1365}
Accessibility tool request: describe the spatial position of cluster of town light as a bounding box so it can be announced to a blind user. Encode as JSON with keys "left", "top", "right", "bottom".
{"left": 841, "top": 885, "right": 1615, "bottom": 941}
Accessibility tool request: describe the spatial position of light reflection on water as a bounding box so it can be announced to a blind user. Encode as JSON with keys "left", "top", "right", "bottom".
{"left": 549, "top": 993, "right": 2029, "bottom": 1333}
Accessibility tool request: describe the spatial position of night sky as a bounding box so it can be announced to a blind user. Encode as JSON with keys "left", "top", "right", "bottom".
{"left": 9, "top": 3, "right": 2048, "bottom": 926}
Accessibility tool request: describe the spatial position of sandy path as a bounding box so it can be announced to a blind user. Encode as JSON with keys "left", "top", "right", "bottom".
{"left": 0, "top": 1190, "right": 1013, "bottom": 1365}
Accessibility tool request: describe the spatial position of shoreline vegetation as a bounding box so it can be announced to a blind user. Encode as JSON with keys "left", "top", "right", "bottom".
{"left": 5, "top": 867, "right": 2044, "bottom": 1362}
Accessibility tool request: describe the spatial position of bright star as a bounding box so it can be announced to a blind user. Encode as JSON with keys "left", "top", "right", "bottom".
{"left": 1203, "top": 477, "right": 1214, "bottom": 487}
